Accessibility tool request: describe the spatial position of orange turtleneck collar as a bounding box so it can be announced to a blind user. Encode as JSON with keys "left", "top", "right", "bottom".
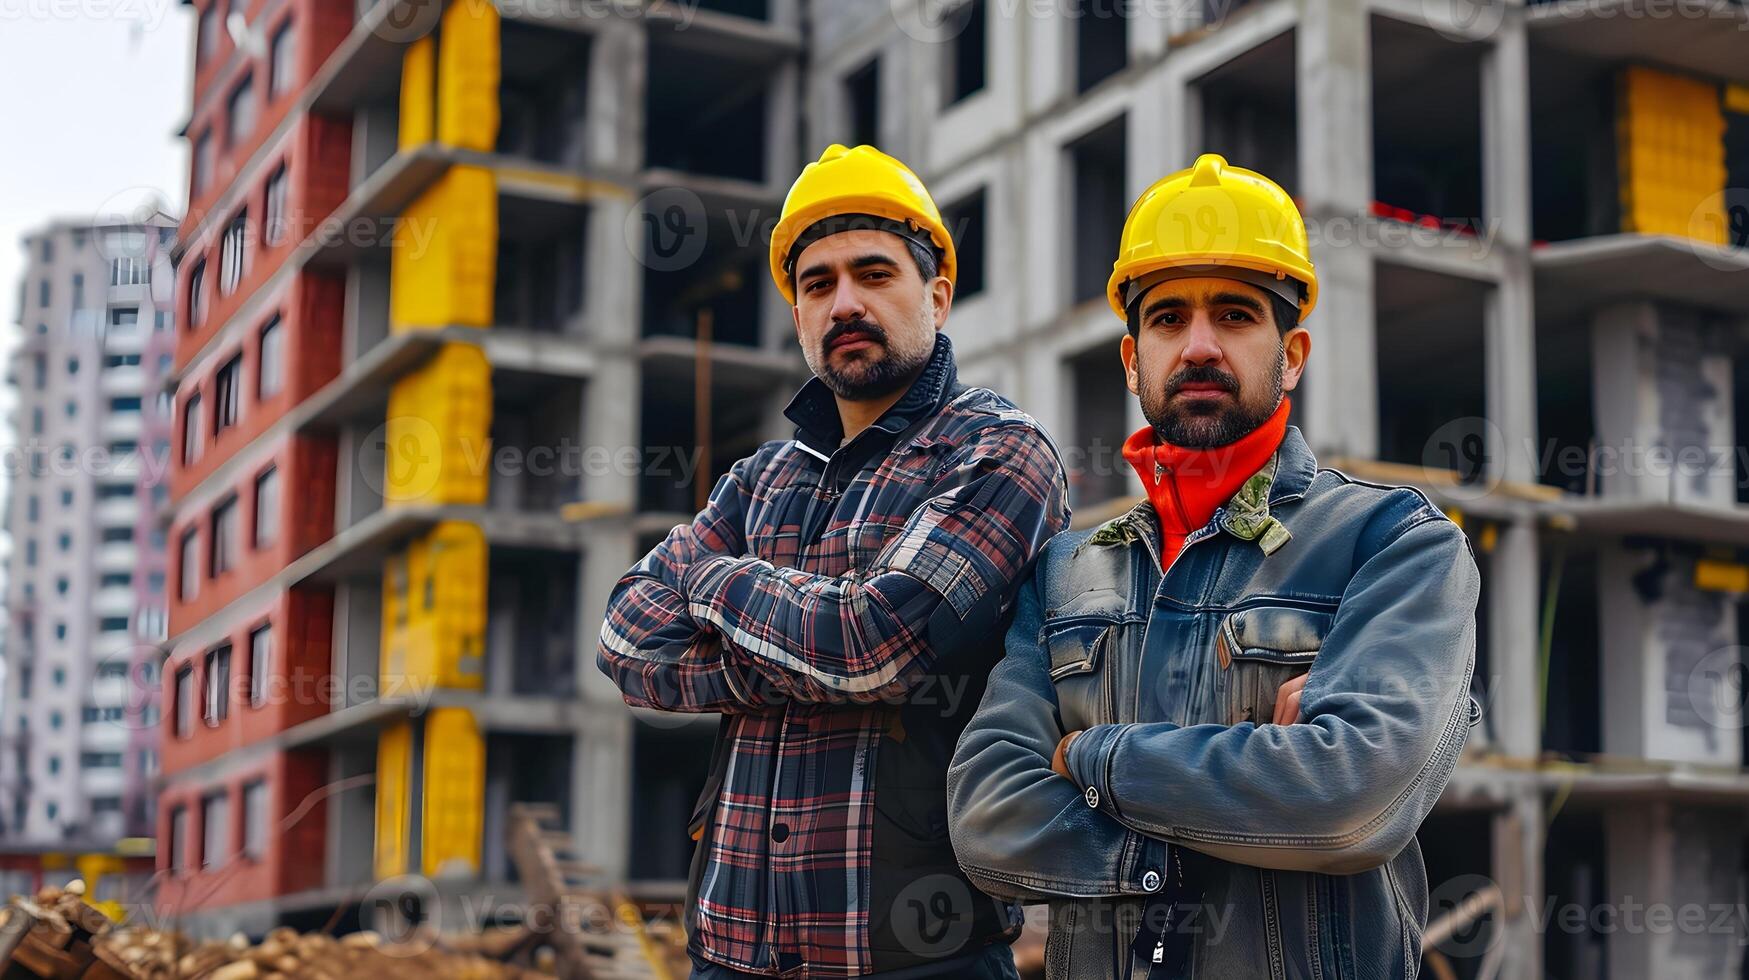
{"left": 1121, "top": 398, "right": 1291, "bottom": 570}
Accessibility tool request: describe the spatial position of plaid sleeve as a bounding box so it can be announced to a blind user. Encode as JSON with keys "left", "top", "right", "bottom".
{"left": 682, "top": 422, "right": 1069, "bottom": 703}
{"left": 596, "top": 454, "right": 774, "bottom": 714}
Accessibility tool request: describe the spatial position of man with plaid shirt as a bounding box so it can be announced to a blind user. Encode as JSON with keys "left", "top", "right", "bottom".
{"left": 597, "top": 145, "right": 1068, "bottom": 978}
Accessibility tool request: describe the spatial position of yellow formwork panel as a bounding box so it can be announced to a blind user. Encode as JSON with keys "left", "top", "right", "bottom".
{"left": 437, "top": 0, "right": 500, "bottom": 152}
{"left": 374, "top": 720, "right": 414, "bottom": 880}
{"left": 390, "top": 166, "right": 498, "bottom": 331}
{"left": 1617, "top": 66, "right": 1727, "bottom": 243}
{"left": 382, "top": 342, "right": 493, "bottom": 508}
{"left": 398, "top": 35, "right": 436, "bottom": 150}
{"left": 380, "top": 521, "right": 488, "bottom": 695}
{"left": 421, "top": 706, "right": 484, "bottom": 878}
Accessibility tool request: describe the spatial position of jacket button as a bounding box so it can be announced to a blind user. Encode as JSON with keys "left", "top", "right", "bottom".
{"left": 1142, "top": 870, "right": 1162, "bottom": 892}
{"left": 771, "top": 822, "right": 790, "bottom": 843}
{"left": 1084, "top": 786, "right": 1100, "bottom": 809}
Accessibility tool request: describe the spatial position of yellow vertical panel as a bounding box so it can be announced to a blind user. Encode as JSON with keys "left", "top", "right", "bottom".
{"left": 421, "top": 707, "right": 484, "bottom": 878}
{"left": 374, "top": 720, "right": 414, "bottom": 879}
{"left": 381, "top": 342, "right": 493, "bottom": 508}
{"left": 398, "top": 35, "right": 436, "bottom": 150}
{"left": 436, "top": 0, "right": 500, "bottom": 152}
{"left": 389, "top": 167, "right": 498, "bottom": 331}
{"left": 1617, "top": 66, "right": 1727, "bottom": 243}
{"left": 428, "top": 521, "right": 487, "bottom": 689}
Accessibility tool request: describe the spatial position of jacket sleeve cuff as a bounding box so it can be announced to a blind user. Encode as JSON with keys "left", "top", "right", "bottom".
{"left": 680, "top": 552, "right": 738, "bottom": 610}
{"left": 1066, "top": 723, "right": 1125, "bottom": 816}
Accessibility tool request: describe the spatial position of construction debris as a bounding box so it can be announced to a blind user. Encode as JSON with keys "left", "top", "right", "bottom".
{"left": 0, "top": 882, "right": 552, "bottom": 980}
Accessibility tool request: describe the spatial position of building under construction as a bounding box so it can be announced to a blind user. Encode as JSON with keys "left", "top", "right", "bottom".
{"left": 157, "top": 0, "right": 1748, "bottom": 976}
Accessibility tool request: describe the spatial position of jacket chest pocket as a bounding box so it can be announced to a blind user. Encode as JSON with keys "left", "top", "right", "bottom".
{"left": 1043, "top": 616, "right": 1118, "bottom": 730}
{"left": 1217, "top": 605, "right": 1334, "bottom": 726}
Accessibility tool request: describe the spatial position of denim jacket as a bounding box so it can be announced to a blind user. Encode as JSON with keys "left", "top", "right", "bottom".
{"left": 947, "top": 424, "right": 1480, "bottom": 979}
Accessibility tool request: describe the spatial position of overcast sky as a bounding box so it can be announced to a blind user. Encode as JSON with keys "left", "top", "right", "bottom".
{"left": 0, "top": 10, "right": 193, "bottom": 341}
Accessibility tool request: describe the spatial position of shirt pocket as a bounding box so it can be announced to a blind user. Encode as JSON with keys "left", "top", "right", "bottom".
{"left": 1042, "top": 614, "right": 1118, "bottom": 730}
{"left": 1216, "top": 605, "right": 1334, "bottom": 726}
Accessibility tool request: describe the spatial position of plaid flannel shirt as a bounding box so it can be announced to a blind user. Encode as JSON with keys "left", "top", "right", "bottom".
{"left": 598, "top": 335, "right": 1068, "bottom": 976}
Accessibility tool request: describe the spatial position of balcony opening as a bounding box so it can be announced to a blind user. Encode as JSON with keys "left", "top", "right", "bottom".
{"left": 1075, "top": 5, "right": 1128, "bottom": 93}
{"left": 1066, "top": 342, "right": 1129, "bottom": 511}
{"left": 695, "top": 0, "right": 767, "bottom": 18}
{"left": 1416, "top": 809, "right": 1496, "bottom": 976}
{"left": 628, "top": 720, "right": 716, "bottom": 884}
{"left": 1529, "top": 46, "right": 1618, "bottom": 243}
{"left": 845, "top": 57, "right": 879, "bottom": 149}
{"left": 488, "top": 550, "right": 579, "bottom": 698}
{"left": 1542, "top": 808, "right": 1608, "bottom": 977}
{"left": 484, "top": 732, "right": 574, "bottom": 883}
{"left": 641, "top": 204, "right": 764, "bottom": 346}
{"left": 1541, "top": 539, "right": 1600, "bottom": 756}
{"left": 1195, "top": 30, "right": 1298, "bottom": 197}
{"left": 1737, "top": 352, "right": 1749, "bottom": 505}
{"left": 637, "top": 364, "right": 773, "bottom": 515}
{"left": 942, "top": 0, "right": 987, "bottom": 107}
{"left": 489, "top": 375, "right": 584, "bottom": 513}
{"left": 1728, "top": 105, "right": 1749, "bottom": 249}
{"left": 1536, "top": 314, "right": 1597, "bottom": 495}
{"left": 940, "top": 187, "right": 987, "bottom": 299}
{"left": 1067, "top": 115, "right": 1127, "bottom": 306}
{"left": 495, "top": 196, "right": 587, "bottom": 335}
{"left": 1374, "top": 264, "right": 1488, "bottom": 480}
{"left": 498, "top": 23, "right": 592, "bottom": 168}
{"left": 645, "top": 36, "right": 768, "bottom": 183}
{"left": 1372, "top": 16, "right": 1483, "bottom": 229}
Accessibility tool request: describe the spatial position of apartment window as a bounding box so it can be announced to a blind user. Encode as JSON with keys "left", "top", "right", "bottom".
{"left": 228, "top": 74, "right": 257, "bottom": 148}
{"left": 54, "top": 621, "right": 64, "bottom": 641}
{"left": 109, "top": 306, "right": 139, "bottom": 333}
{"left": 103, "top": 353, "right": 143, "bottom": 368}
{"left": 26, "top": 496, "right": 37, "bottom": 521}
{"left": 169, "top": 806, "right": 189, "bottom": 873}
{"left": 97, "top": 483, "right": 136, "bottom": 499}
{"left": 202, "top": 791, "right": 229, "bottom": 869}
{"left": 255, "top": 315, "right": 285, "bottom": 398}
{"left": 48, "top": 756, "right": 61, "bottom": 774}
{"left": 46, "top": 802, "right": 59, "bottom": 822}
{"left": 41, "top": 239, "right": 54, "bottom": 263}
{"left": 269, "top": 21, "right": 296, "bottom": 98}
{"left": 156, "top": 310, "right": 171, "bottom": 332}
{"left": 182, "top": 392, "right": 204, "bottom": 464}
{"left": 65, "top": 400, "right": 76, "bottom": 419}
{"left": 845, "top": 58, "right": 880, "bottom": 149}
{"left": 68, "top": 356, "right": 78, "bottom": 375}
{"left": 72, "top": 273, "right": 84, "bottom": 308}
{"left": 248, "top": 624, "right": 272, "bottom": 707}
{"left": 242, "top": 780, "right": 268, "bottom": 859}
{"left": 188, "top": 260, "right": 207, "bottom": 327}
{"left": 109, "top": 396, "right": 142, "bottom": 413}
{"left": 99, "top": 616, "right": 129, "bottom": 633}
{"left": 943, "top": 0, "right": 987, "bottom": 106}
{"left": 39, "top": 280, "right": 50, "bottom": 307}
{"left": 91, "top": 797, "right": 121, "bottom": 815}
{"left": 253, "top": 466, "right": 279, "bottom": 549}
{"left": 100, "top": 573, "right": 132, "bottom": 589}
{"left": 220, "top": 211, "right": 248, "bottom": 295}
{"left": 940, "top": 189, "right": 987, "bottom": 298}
{"left": 30, "top": 407, "right": 42, "bottom": 435}
{"left": 203, "top": 644, "right": 231, "bottom": 725}
{"left": 174, "top": 665, "right": 194, "bottom": 737}
{"left": 18, "top": 667, "right": 30, "bottom": 699}
{"left": 179, "top": 527, "right": 200, "bottom": 600}
{"left": 96, "top": 662, "right": 128, "bottom": 681}
{"left": 101, "top": 527, "right": 133, "bottom": 544}
{"left": 110, "top": 256, "right": 149, "bottom": 286}
{"left": 193, "top": 131, "right": 214, "bottom": 197}
{"left": 214, "top": 354, "right": 242, "bottom": 434}
{"left": 1068, "top": 117, "right": 1127, "bottom": 303}
{"left": 24, "top": 540, "right": 36, "bottom": 566}
{"left": 1076, "top": 3, "right": 1129, "bottom": 93}
{"left": 52, "top": 667, "right": 65, "bottom": 687}
{"left": 211, "top": 495, "right": 239, "bottom": 575}
{"left": 80, "top": 752, "right": 122, "bottom": 769}
{"left": 56, "top": 576, "right": 69, "bottom": 595}
{"left": 264, "top": 165, "right": 289, "bottom": 247}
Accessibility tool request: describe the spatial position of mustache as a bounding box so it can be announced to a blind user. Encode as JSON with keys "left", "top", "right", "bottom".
{"left": 822, "top": 318, "right": 887, "bottom": 351}
{"left": 1165, "top": 365, "right": 1240, "bottom": 397}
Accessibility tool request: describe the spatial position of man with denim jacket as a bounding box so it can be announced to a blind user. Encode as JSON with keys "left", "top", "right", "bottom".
{"left": 947, "top": 154, "right": 1481, "bottom": 978}
{"left": 599, "top": 145, "right": 1068, "bottom": 978}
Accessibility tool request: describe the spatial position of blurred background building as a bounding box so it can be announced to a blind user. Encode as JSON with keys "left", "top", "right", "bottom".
{"left": 0, "top": 0, "right": 1729, "bottom": 976}
{"left": 0, "top": 212, "right": 175, "bottom": 900}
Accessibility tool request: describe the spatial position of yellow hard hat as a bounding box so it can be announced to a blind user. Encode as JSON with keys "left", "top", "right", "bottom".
{"left": 1108, "top": 153, "right": 1317, "bottom": 324}
{"left": 769, "top": 144, "right": 956, "bottom": 305}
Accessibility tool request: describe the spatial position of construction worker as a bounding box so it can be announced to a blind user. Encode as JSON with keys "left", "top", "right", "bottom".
{"left": 947, "top": 154, "right": 1481, "bottom": 978}
{"left": 598, "top": 144, "right": 1067, "bottom": 979}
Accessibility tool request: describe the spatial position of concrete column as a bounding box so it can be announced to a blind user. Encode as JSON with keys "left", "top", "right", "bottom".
{"left": 1604, "top": 803, "right": 1746, "bottom": 980}
{"left": 1295, "top": 0, "right": 1376, "bottom": 461}
{"left": 1491, "top": 791, "right": 1545, "bottom": 980}
{"left": 1589, "top": 302, "right": 1736, "bottom": 506}
{"left": 1480, "top": 23, "right": 1537, "bottom": 486}
{"left": 1598, "top": 546, "right": 1741, "bottom": 767}
{"left": 1486, "top": 521, "right": 1541, "bottom": 759}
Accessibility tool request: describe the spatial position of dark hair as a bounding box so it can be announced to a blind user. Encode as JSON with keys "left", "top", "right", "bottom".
{"left": 1125, "top": 290, "right": 1300, "bottom": 339}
